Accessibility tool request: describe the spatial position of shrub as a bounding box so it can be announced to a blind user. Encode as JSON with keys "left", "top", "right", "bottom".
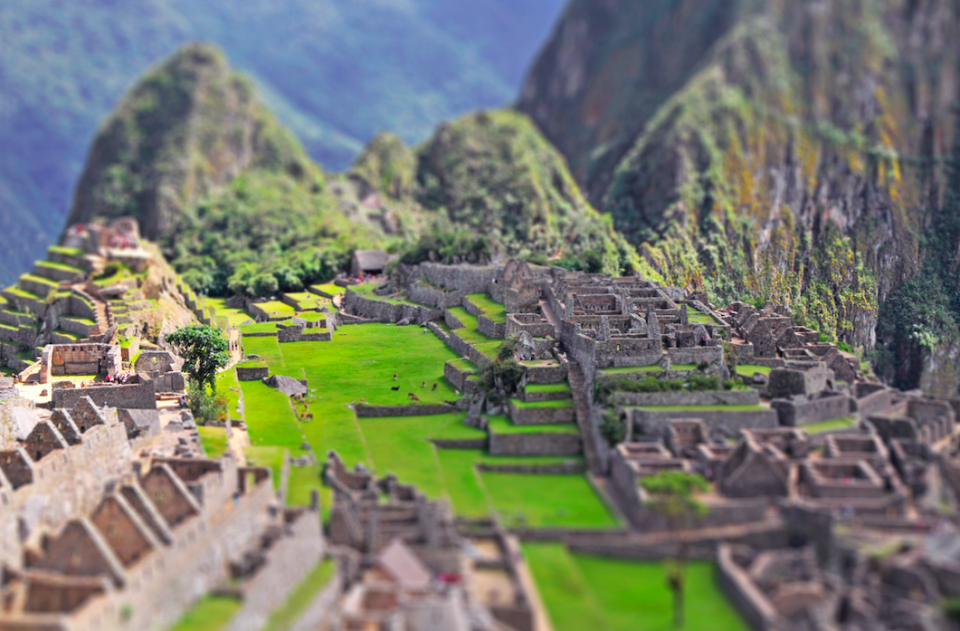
{"left": 838, "top": 341, "right": 853, "bottom": 353}
{"left": 600, "top": 409, "right": 627, "bottom": 446}
{"left": 189, "top": 389, "right": 228, "bottom": 424}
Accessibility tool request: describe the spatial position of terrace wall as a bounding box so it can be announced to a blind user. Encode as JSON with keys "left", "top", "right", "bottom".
{"left": 488, "top": 431, "right": 582, "bottom": 456}
{"left": 629, "top": 407, "right": 778, "bottom": 436}
{"left": 354, "top": 404, "right": 456, "bottom": 418}
{"left": 770, "top": 393, "right": 854, "bottom": 427}
{"left": 52, "top": 382, "right": 156, "bottom": 410}
{"left": 610, "top": 390, "right": 759, "bottom": 407}
{"left": 508, "top": 401, "right": 575, "bottom": 426}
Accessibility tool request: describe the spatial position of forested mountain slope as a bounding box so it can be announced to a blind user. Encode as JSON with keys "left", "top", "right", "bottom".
{"left": 518, "top": 0, "right": 960, "bottom": 393}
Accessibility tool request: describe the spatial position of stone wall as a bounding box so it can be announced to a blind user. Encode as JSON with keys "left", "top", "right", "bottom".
{"left": 52, "top": 381, "right": 156, "bottom": 410}
{"left": 610, "top": 390, "right": 759, "bottom": 407}
{"left": 277, "top": 324, "right": 333, "bottom": 343}
{"left": 506, "top": 314, "right": 555, "bottom": 339}
{"left": 223, "top": 510, "right": 325, "bottom": 631}
{"left": 418, "top": 263, "right": 499, "bottom": 293}
{"left": 665, "top": 345, "right": 724, "bottom": 366}
{"left": 488, "top": 431, "right": 582, "bottom": 456}
{"left": 355, "top": 404, "right": 455, "bottom": 418}
{"left": 770, "top": 393, "right": 854, "bottom": 427}
{"left": 342, "top": 290, "right": 440, "bottom": 325}
{"left": 43, "top": 343, "right": 122, "bottom": 382}
{"left": 508, "top": 400, "right": 575, "bottom": 425}
{"left": 0, "top": 421, "right": 131, "bottom": 569}
{"left": 522, "top": 363, "right": 566, "bottom": 384}
{"left": 444, "top": 361, "right": 477, "bottom": 391}
{"left": 477, "top": 315, "right": 505, "bottom": 339}
{"left": 716, "top": 544, "right": 779, "bottom": 631}
{"left": 857, "top": 388, "right": 894, "bottom": 418}
{"left": 237, "top": 366, "right": 270, "bottom": 381}
{"left": 629, "top": 407, "right": 778, "bottom": 436}
{"left": 768, "top": 364, "right": 830, "bottom": 398}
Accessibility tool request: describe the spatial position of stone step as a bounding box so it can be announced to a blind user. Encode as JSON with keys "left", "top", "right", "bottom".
{"left": 568, "top": 362, "right": 604, "bottom": 475}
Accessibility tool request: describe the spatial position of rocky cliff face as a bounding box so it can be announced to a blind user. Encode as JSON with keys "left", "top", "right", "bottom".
{"left": 65, "top": 43, "right": 311, "bottom": 241}
{"left": 519, "top": 0, "right": 960, "bottom": 393}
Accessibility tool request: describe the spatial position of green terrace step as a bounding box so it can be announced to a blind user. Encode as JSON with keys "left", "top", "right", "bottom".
{"left": 0, "top": 323, "right": 19, "bottom": 342}
{"left": 51, "top": 329, "right": 83, "bottom": 343}
{"left": 487, "top": 415, "right": 579, "bottom": 435}
{"left": 18, "top": 273, "right": 59, "bottom": 298}
{"left": 0, "top": 309, "right": 36, "bottom": 327}
{"left": 33, "top": 260, "right": 86, "bottom": 282}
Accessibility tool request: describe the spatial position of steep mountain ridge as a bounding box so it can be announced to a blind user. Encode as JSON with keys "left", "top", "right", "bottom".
{"left": 519, "top": 0, "right": 960, "bottom": 393}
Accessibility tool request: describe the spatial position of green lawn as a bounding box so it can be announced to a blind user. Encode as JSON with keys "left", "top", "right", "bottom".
{"left": 197, "top": 427, "right": 229, "bottom": 459}
{"left": 512, "top": 398, "right": 574, "bottom": 409}
{"left": 639, "top": 405, "right": 765, "bottom": 412}
{"left": 256, "top": 300, "right": 296, "bottom": 318}
{"left": 525, "top": 382, "right": 571, "bottom": 394}
{"left": 216, "top": 369, "right": 243, "bottom": 421}
{"left": 240, "top": 322, "right": 278, "bottom": 335}
{"left": 203, "top": 297, "right": 253, "bottom": 327}
{"left": 287, "top": 465, "right": 324, "bottom": 508}
{"left": 309, "top": 282, "right": 343, "bottom": 298}
{"left": 483, "top": 474, "right": 618, "bottom": 529}
{"left": 802, "top": 416, "right": 858, "bottom": 434}
{"left": 240, "top": 324, "right": 613, "bottom": 526}
{"left": 735, "top": 364, "right": 772, "bottom": 376}
{"left": 487, "top": 415, "right": 578, "bottom": 435}
{"left": 168, "top": 595, "right": 240, "bottom": 631}
{"left": 283, "top": 291, "right": 329, "bottom": 311}
{"left": 600, "top": 365, "right": 663, "bottom": 375}
{"left": 262, "top": 559, "right": 336, "bottom": 631}
{"left": 242, "top": 336, "right": 286, "bottom": 367}
{"left": 447, "top": 357, "right": 480, "bottom": 373}
{"left": 351, "top": 283, "right": 417, "bottom": 306}
{"left": 525, "top": 544, "right": 748, "bottom": 631}
{"left": 669, "top": 364, "right": 699, "bottom": 371}
{"left": 36, "top": 260, "right": 85, "bottom": 275}
{"left": 466, "top": 293, "right": 507, "bottom": 322}
{"left": 447, "top": 306, "right": 499, "bottom": 346}
{"left": 245, "top": 446, "right": 287, "bottom": 490}
{"left": 688, "top": 312, "right": 720, "bottom": 325}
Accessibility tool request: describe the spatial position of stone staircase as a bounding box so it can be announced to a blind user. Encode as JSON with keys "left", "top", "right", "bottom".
{"left": 568, "top": 362, "right": 604, "bottom": 475}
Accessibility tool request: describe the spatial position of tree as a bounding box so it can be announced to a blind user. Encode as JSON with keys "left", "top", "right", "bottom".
{"left": 166, "top": 324, "right": 230, "bottom": 393}
{"left": 639, "top": 470, "right": 710, "bottom": 628}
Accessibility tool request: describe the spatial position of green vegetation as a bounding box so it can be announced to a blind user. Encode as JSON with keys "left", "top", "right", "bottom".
{"left": 802, "top": 417, "right": 858, "bottom": 434}
{"left": 202, "top": 297, "right": 252, "bottom": 327}
{"left": 511, "top": 398, "right": 573, "bottom": 409}
{"left": 240, "top": 324, "right": 612, "bottom": 526}
{"left": 240, "top": 323, "right": 278, "bottom": 335}
{"left": 525, "top": 544, "right": 748, "bottom": 631}
{"left": 466, "top": 293, "right": 507, "bottom": 321}
{"left": 525, "top": 382, "right": 571, "bottom": 394}
{"left": 482, "top": 474, "right": 618, "bottom": 529}
{"left": 47, "top": 246, "right": 85, "bottom": 258}
{"left": 167, "top": 325, "right": 230, "bottom": 392}
{"left": 261, "top": 559, "right": 336, "bottom": 631}
{"left": 688, "top": 312, "right": 720, "bottom": 325}
{"left": 168, "top": 595, "right": 240, "bottom": 631}
{"left": 600, "top": 365, "right": 664, "bottom": 374}
{"left": 736, "top": 364, "right": 772, "bottom": 376}
{"left": 198, "top": 427, "right": 229, "bottom": 459}
{"left": 35, "top": 260, "right": 85, "bottom": 275}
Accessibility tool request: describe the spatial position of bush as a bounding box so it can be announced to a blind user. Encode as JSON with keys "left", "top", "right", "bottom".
{"left": 600, "top": 409, "right": 627, "bottom": 446}
{"left": 837, "top": 341, "right": 853, "bottom": 353}
{"left": 189, "top": 389, "right": 228, "bottom": 424}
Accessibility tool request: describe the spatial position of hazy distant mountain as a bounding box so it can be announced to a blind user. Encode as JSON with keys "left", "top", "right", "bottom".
{"left": 0, "top": 0, "right": 565, "bottom": 283}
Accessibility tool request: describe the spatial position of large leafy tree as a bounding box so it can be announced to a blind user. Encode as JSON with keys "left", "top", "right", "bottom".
{"left": 166, "top": 324, "right": 230, "bottom": 393}
{"left": 640, "top": 471, "right": 710, "bottom": 628}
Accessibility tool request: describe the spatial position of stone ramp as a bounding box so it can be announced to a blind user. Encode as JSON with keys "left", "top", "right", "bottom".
{"left": 567, "top": 362, "right": 603, "bottom": 475}
{"left": 538, "top": 299, "right": 561, "bottom": 336}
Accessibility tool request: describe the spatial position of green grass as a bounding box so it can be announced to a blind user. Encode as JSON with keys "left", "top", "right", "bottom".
{"left": 351, "top": 283, "right": 416, "bottom": 306}
{"left": 735, "top": 364, "right": 772, "bottom": 376}
{"left": 525, "top": 382, "right": 571, "bottom": 394}
{"left": 216, "top": 369, "right": 243, "bottom": 420}
{"left": 61, "top": 315, "right": 96, "bottom": 326}
{"left": 202, "top": 297, "right": 253, "bottom": 327}
{"left": 310, "top": 282, "right": 343, "bottom": 298}
{"left": 512, "top": 398, "right": 574, "bottom": 409}
{"left": 198, "top": 426, "right": 229, "bottom": 459}
{"left": 48, "top": 245, "right": 86, "bottom": 258}
{"left": 487, "top": 415, "right": 578, "bottom": 435}
{"left": 599, "top": 365, "right": 663, "bottom": 374}
{"left": 638, "top": 405, "right": 766, "bottom": 412}
{"left": 245, "top": 446, "right": 287, "bottom": 490}
{"left": 287, "top": 465, "right": 324, "bottom": 508}
{"left": 802, "top": 416, "right": 858, "bottom": 434}
{"left": 447, "top": 357, "right": 479, "bottom": 373}
{"left": 4, "top": 285, "right": 43, "bottom": 301}
{"left": 466, "top": 293, "right": 507, "bottom": 322}
{"left": 688, "top": 312, "right": 720, "bottom": 325}
{"left": 525, "top": 544, "right": 748, "bottom": 631}
{"left": 240, "top": 322, "right": 278, "bottom": 335}
{"left": 482, "top": 474, "right": 618, "bottom": 529}
{"left": 255, "top": 300, "right": 296, "bottom": 317}
{"left": 20, "top": 273, "right": 58, "bottom": 288}
{"left": 261, "top": 559, "right": 336, "bottom": 631}
{"left": 282, "top": 310, "right": 327, "bottom": 324}
{"left": 283, "top": 291, "right": 329, "bottom": 310}
{"left": 447, "top": 306, "right": 498, "bottom": 344}
{"left": 669, "top": 364, "right": 699, "bottom": 371}
{"left": 242, "top": 336, "right": 286, "bottom": 367}
{"left": 52, "top": 329, "right": 82, "bottom": 341}
{"left": 168, "top": 595, "right": 241, "bottom": 631}
{"left": 239, "top": 324, "right": 613, "bottom": 523}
